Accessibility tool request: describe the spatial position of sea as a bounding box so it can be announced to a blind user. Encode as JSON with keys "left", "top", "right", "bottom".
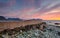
{"left": 43, "top": 20, "right": 60, "bottom": 26}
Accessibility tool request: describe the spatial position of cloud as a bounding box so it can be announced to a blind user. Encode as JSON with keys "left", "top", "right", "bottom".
{"left": 0, "top": 8, "right": 35, "bottom": 18}
{"left": 0, "top": 0, "right": 16, "bottom": 8}
{"left": 0, "top": 2, "right": 8, "bottom": 8}
{"left": 36, "top": 0, "right": 60, "bottom": 12}
{"left": 0, "top": 0, "right": 60, "bottom": 20}
{"left": 40, "top": 13, "right": 60, "bottom": 20}
{"left": 0, "top": 0, "right": 16, "bottom": 16}
{"left": 42, "top": 7, "right": 60, "bottom": 15}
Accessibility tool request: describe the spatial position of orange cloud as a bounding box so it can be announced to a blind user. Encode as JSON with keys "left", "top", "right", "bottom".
{"left": 20, "top": 7, "right": 60, "bottom": 20}
{"left": 39, "top": 12, "right": 60, "bottom": 20}
{"left": 39, "top": 7, "right": 60, "bottom": 20}
{"left": 2, "top": 6, "right": 60, "bottom": 20}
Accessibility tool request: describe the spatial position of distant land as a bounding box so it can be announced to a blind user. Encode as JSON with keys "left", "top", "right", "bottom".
{"left": 0, "top": 16, "right": 42, "bottom": 21}
{"left": 0, "top": 16, "right": 23, "bottom": 21}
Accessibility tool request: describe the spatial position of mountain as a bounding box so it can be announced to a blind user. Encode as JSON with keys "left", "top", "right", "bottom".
{"left": 0, "top": 16, "right": 6, "bottom": 20}
{"left": 7, "top": 18, "right": 23, "bottom": 21}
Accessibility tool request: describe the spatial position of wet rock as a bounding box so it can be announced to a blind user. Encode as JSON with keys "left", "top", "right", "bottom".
{"left": 36, "top": 25, "right": 40, "bottom": 29}
{"left": 48, "top": 29, "right": 53, "bottom": 31}
{"left": 57, "top": 32, "right": 60, "bottom": 36}
{"left": 0, "top": 34, "right": 3, "bottom": 38}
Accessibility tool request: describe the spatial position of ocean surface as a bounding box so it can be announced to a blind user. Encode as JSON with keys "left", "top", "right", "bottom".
{"left": 43, "top": 20, "right": 60, "bottom": 25}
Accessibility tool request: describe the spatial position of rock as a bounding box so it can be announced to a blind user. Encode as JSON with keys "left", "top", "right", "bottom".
{"left": 57, "top": 32, "right": 60, "bottom": 36}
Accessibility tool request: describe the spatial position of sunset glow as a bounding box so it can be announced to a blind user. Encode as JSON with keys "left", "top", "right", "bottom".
{"left": 0, "top": 0, "right": 60, "bottom": 20}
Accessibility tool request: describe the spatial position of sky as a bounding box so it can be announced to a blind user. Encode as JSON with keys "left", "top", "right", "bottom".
{"left": 0, "top": 0, "right": 60, "bottom": 20}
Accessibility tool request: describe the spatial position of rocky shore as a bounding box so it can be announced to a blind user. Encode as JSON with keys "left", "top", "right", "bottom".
{"left": 0, "top": 22, "right": 60, "bottom": 38}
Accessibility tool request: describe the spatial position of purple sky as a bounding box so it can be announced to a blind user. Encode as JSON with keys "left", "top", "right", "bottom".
{"left": 0, "top": 0, "right": 60, "bottom": 20}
